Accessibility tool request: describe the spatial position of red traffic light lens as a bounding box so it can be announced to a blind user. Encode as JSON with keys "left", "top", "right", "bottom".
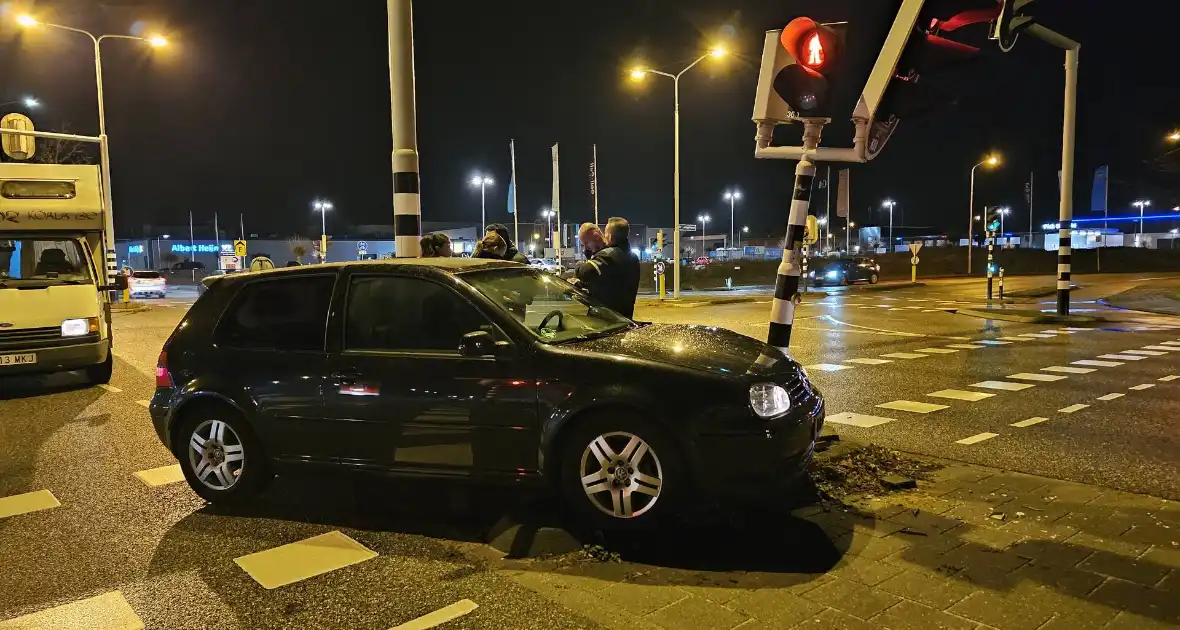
{"left": 805, "top": 33, "right": 824, "bottom": 67}
{"left": 781, "top": 17, "right": 840, "bottom": 71}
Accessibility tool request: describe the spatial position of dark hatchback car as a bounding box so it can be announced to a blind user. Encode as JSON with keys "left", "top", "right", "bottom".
{"left": 809, "top": 256, "right": 880, "bottom": 286}
{"left": 149, "top": 259, "right": 823, "bottom": 530}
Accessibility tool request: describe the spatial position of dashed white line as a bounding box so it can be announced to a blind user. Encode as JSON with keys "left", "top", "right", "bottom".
{"left": 970, "top": 380, "right": 1034, "bottom": 391}
{"left": 1020, "top": 333, "right": 1058, "bottom": 339}
{"left": 1096, "top": 393, "right": 1125, "bottom": 401}
{"left": 955, "top": 432, "right": 999, "bottom": 445}
{"left": 881, "top": 352, "right": 928, "bottom": 359}
{"left": 916, "top": 347, "right": 958, "bottom": 354}
{"left": 1011, "top": 417, "right": 1048, "bottom": 428}
{"left": 1041, "top": 366, "right": 1096, "bottom": 374}
{"left": 1099, "top": 354, "right": 1147, "bottom": 361}
{"left": 1123, "top": 349, "right": 1166, "bottom": 356}
{"left": 877, "top": 400, "right": 949, "bottom": 414}
{"left": 1072, "top": 359, "right": 1123, "bottom": 368}
{"left": 946, "top": 343, "right": 986, "bottom": 350}
{"left": 1159, "top": 341, "right": 1180, "bottom": 347}
{"left": 1159, "top": 375, "right": 1180, "bottom": 382}
{"left": 997, "top": 337, "right": 1033, "bottom": 342}
{"left": 975, "top": 340, "right": 1012, "bottom": 346}
{"left": 806, "top": 363, "right": 854, "bottom": 372}
{"left": 391, "top": 600, "right": 480, "bottom": 630}
{"left": 98, "top": 384, "right": 122, "bottom": 393}
{"left": 845, "top": 358, "right": 893, "bottom": 365}
{"left": 1008, "top": 372, "right": 1067, "bottom": 382}
{"left": 825, "top": 412, "right": 896, "bottom": 428}
{"left": 1058, "top": 404, "right": 1090, "bottom": 413}
{"left": 928, "top": 389, "right": 995, "bottom": 402}
{"left": 1142, "top": 345, "right": 1180, "bottom": 352}
{"left": 1129, "top": 383, "right": 1155, "bottom": 391}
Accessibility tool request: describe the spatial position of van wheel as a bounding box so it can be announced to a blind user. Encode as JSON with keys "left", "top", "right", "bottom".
{"left": 87, "top": 353, "right": 113, "bottom": 385}
{"left": 559, "top": 413, "right": 687, "bottom": 533}
{"left": 177, "top": 405, "right": 272, "bottom": 504}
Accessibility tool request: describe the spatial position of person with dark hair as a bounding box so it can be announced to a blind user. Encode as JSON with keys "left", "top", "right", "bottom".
{"left": 473, "top": 232, "right": 507, "bottom": 259}
{"left": 419, "top": 233, "right": 453, "bottom": 258}
{"left": 484, "top": 223, "right": 529, "bottom": 264}
{"left": 574, "top": 216, "right": 640, "bottom": 318}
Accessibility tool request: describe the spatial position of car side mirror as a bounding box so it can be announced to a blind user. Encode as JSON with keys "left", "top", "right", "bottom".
{"left": 459, "top": 330, "right": 495, "bottom": 357}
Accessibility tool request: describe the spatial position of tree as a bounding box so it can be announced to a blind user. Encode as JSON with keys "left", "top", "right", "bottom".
{"left": 31, "top": 122, "right": 96, "bottom": 165}
{"left": 287, "top": 236, "right": 312, "bottom": 263}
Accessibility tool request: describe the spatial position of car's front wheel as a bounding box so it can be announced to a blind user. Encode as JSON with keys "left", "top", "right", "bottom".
{"left": 559, "top": 414, "right": 686, "bottom": 532}
{"left": 869, "top": 272, "right": 879, "bottom": 284}
{"left": 177, "top": 406, "right": 272, "bottom": 504}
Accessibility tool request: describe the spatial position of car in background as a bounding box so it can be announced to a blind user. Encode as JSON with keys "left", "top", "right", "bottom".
{"left": 128, "top": 270, "right": 167, "bottom": 298}
{"left": 166, "top": 261, "right": 205, "bottom": 273}
{"left": 149, "top": 259, "right": 823, "bottom": 532}
{"left": 810, "top": 256, "right": 880, "bottom": 286}
{"left": 529, "top": 257, "right": 561, "bottom": 274}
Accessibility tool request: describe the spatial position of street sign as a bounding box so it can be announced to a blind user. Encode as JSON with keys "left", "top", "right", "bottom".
{"left": 654, "top": 261, "right": 666, "bottom": 275}
{"left": 678, "top": 224, "right": 698, "bottom": 232}
{"left": 220, "top": 255, "right": 241, "bottom": 271}
{"left": 0, "top": 113, "right": 35, "bottom": 160}
{"left": 911, "top": 256, "right": 920, "bottom": 265}
{"left": 908, "top": 242, "right": 922, "bottom": 255}
{"left": 357, "top": 240, "right": 368, "bottom": 252}
{"left": 233, "top": 239, "right": 247, "bottom": 257}
{"left": 804, "top": 215, "right": 819, "bottom": 245}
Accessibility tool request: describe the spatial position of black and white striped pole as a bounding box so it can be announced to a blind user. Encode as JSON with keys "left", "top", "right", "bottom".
{"left": 766, "top": 121, "right": 823, "bottom": 353}
{"left": 986, "top": 230, "right": 994, "bottom": 300}
{"left": 388, "top": 0, "right": 421, "bottom": 257}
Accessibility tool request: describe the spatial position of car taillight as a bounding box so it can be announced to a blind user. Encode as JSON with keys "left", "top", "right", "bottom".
{"left": 156, "top": 350, "right": 174, "bottom": 388}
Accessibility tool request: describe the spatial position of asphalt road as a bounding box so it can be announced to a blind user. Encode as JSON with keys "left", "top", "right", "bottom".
{"left": 3, "top": 271, "right": 1179, "bottom": 628}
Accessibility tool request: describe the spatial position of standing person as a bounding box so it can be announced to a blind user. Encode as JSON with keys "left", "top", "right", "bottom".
{"left": 578, "top": 223, "right": 605, "bottom": 259}
{"left": 575, "top": 217, "right": 640, "bottom": 318}
{"left": 473, "top": 232, "right": 507, "bottom": 259}
{"left": 420, "top": 233, "right": 454, "bottom": 258}
{"left": 485, "top": 223, "right": 530, "bottom": 263}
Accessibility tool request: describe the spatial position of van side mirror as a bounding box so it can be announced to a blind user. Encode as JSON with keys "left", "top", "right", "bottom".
{"left": 459, "top": 330, "right": 495, "bottom": 357}
{"left": 108, "top": 274, "right": 129, "bottom": 291}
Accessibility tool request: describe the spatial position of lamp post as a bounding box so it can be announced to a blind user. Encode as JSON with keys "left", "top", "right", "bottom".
{"left": 847, "top": 221, "right": 856, "bottom": 252}
{"left": 469, "top": 175, "right": 494, "bottom": 229}
{"left": 881, "top": 199, "right": 896, "bottom": 250}
{"left": 697, "top": 214, "right": 711, "bottom": 257}
{"left": 629, "top": 45, "right": 725, "bottom": 298}
{"left": 1133, "top": 199, "right": 1151, "bottom": 246}
{"left": 740, "top": 225, "right": 749, "bottom": 250}
{"left": 999, "top": 206, "right": 1011, "bottom": 236}
{"left": 967, "top": 154, "right": 1001, "bottom": 274}
{"left": 541, "top": 209, "right": 554, "bottom": 248}
{"left": 17, "top": 14, "right": 167, "bottom": 285}
{"left": 723, "top": 190, "right": 741, "bottom": 251}
{"left": 313, "top": 200, "right": 333, "bottom": 262}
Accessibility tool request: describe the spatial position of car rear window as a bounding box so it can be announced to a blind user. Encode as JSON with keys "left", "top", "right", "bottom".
{"left": 214, "top": 275, "right": 336, "bottom": 351}
{"left": 132, "top": 271, "right": 162, "bottom": 279}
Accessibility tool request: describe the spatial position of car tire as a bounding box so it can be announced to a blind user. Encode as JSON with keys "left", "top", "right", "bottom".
{"left": 558, "top": 413, "right": 688, "bottom": 533}
{"left": 86, "top": 352, "right": 113, "bottom": 385}
{"left": 869, "top": 273, "right": 879, "bottom": 284}
{"left": 176, "top": 404, "right": 272, "bottom": 504}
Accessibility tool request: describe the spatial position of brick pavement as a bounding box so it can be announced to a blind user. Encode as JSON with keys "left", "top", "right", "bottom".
{"left": 478, "top": 458, "right": 1180, "bottom": 630}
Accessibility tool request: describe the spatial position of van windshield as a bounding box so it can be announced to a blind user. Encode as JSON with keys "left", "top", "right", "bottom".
{"left": 0, "top": 238, "right": 93, "bottom": 287}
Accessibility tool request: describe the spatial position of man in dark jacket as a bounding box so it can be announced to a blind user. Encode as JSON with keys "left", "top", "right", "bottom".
{"left": 485, "top": 223, "right": 530, "bottom": 264}
{"left": 575, "top": 217, "right": 640, "bottom": 318}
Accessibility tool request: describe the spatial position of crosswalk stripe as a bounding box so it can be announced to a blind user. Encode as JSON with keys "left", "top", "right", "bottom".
{"left": 1129, "top": 383, "right": 1155, "bottom": 391}
{"left": 975, "top": 340, "right": 1011, "bottom": 345}
{"left": 1042, "top": 366, "right": 1096, "bottom": 374}
{"left": 134, "top": 464, "right": 185, "bottom": 487}
{"left": 805, "top": 363, "right": 854, "bottom": 372}
{"left": 997, "top": 337, "right": 1033, "bottom": 342}
{"left": 1159, "top": 375, "right": 1180, "bottom": 382}
{"left": 1072, "top": 359, "right": 1123, "bottom": 367}
{"left": 928, "top": 389, "right": 995, "bottom": 402}
{"left": 1099, "top": 354, "right": 1147, "bottom": 361}
{"left": 1008, "top": 372, "right": 1067, "bottom": 382}
{"left": 1096, "top": 393, "right": 1124, "bottom": 401}
{"left": 1058, "top": 403, "right": 1090, "bottom": 413}
{"left": 845, "top": 358, "right": 893, "bottom": 365}
{"left": 877, "top": 400, "right": 949, "bottom": 414}
{"left": 825, "top": 412, "right": 896, "bottom": 428}
{"left": 1159, "top": 341, "right": 1180, "bottom": 347}
{"left": 881, "top": 352, "right": 928, "bottom": 359}
{"left": 391, "top": 600, "right": 480, "bottom": 630}
{"left": 1142, "top": 345, "right": 1180, "bottom": 351}
{"left": 0, "top": 591, "right": 143, "bottom": 629}
{"left": 916, "top": 347, "right": 958, "bottom": 354}
{"left": 955, "top": 432, "right": 998, "bottom": 445}
{"left": 1020, "top": 333, "right": 1058, "bottom": 339}
{"left": 945, "top": 343, "right": 985, "bottom": 349}
{"left": 234, "top": 531, "right": 378, "bottom": 589}
{"left": 98, "top": 384, "right": 122, "bottom": 393}
{"left": 1124, "top": 349, "right": 1166, "bottom": 356}
{"left": 0, "top": 489, "right": 61, "bottom": 519}
{"left": 970, "top": 380, "right": 1034, "bottom": 391}
{"left": 1011, "top": 417, "right": 1048, "bottom": 427}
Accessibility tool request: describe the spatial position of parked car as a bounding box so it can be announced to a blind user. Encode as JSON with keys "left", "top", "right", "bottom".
{"left": 128, "top": 270, "right": 167, "bottom": 298}
{"left": 149, "top": 259, "right": 823, "bottom": 531}
{"left": 167, "top": 261, "right": 205, "bottom": 272}
{"left": 809, "top": 257, "right": 880, "bottom": 286}
{"left": 529, "top": 257, "right": 561, "bottom": 274}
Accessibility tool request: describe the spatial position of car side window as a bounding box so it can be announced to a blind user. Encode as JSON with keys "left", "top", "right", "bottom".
{"left": 215, "top": 275, "right": 336, "bottom": 351}
{"left": 344, "top": 275, "right": 490, "bottom": 353}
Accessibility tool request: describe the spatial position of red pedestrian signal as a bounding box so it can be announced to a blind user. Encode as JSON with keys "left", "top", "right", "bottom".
{"left": 763, "top": 17, "right": 845, "bottom": 117}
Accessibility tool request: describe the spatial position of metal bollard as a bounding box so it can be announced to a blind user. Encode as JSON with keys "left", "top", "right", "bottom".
{"left": 999, "top": 268, "right": 1005, "bottom": 299}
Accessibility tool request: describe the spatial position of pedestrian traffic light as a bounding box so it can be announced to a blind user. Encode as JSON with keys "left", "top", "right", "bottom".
{"left": 753, "top": 17, "right": 846, "bottom": 123}
{"left": 985, "top": 207, "right": 1002, "bottom": 232}
{"left": 656, "top": 230, "right": 664, "bottom": 254}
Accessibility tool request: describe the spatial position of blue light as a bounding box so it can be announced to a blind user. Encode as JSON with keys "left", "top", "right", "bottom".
{"left": 1067, "top": 214, "right": 1180, "bottom": 224}
{"left": 127, "top": 245, "right": 144, "bottom": 254}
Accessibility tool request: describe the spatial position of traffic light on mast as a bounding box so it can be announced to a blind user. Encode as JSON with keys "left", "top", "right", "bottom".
{"left": 985, "top": 207, "right": 1002, "bottom": 232}
{"left": 753, "top": 17, "right": 846, "bottom": 122}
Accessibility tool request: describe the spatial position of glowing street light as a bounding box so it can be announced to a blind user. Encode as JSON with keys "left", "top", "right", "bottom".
{"left": 1133, "top": 199, "right": 1151, "bottom": 242}
{"left": 967, "top": 153, "right": 1002, "bottom": 273}
{"left": 881, "top": 199, "right": 897, "bottom": 246}
{"left": 313, "top": 200, "right": 333, "bottom": 262}
{"left": 1168, "top": 131, "right": 1180, "bottom": 142}
{"left": 723, "top": 190, "right": 741, "bottom": 250}
{"left": 697, "top": 214, "right": 711, "bottom": 256}
{"left": 469, "top": 174, "right": 494, "bottom": 229}
{"left": 540, "top": 208, "right": 554, "bottom": 246}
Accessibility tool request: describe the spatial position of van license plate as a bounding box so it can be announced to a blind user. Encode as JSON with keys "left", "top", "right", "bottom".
{"left": 0, "top": 353, "right": 36, "bottom": 366}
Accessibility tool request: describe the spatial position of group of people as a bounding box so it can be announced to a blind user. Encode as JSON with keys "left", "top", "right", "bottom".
{"left": 417, "top": 218, "right": 640, "bottom": 318}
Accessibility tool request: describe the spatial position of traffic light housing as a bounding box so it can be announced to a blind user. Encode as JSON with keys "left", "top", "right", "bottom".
{"left": 753, "top": 18, "right": 846, "bottom": 123}
{"left": 985, "top": 207, "right": 1002, "bottom": 232}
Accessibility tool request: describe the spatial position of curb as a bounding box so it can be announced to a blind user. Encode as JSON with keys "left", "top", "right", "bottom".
{"left": 110, "top": 304, "right": 152, "bottom": 315}
{"left": 639, "top": 295, "right": 764, "bottom": 308}
{"left": 956, "top": 307, "right": 1103, "bottom": 324}
{"left": 1100, "top": 299, "right": 1180, "bottom": 318}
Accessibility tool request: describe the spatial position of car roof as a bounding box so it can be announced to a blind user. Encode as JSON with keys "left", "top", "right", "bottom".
{"left": 207, "top": 257, "right": 522, "bottom": 283}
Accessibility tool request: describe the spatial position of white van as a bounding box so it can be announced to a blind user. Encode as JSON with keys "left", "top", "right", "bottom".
{"left": 0, "top": 163, "right": 127, "bottom": 384}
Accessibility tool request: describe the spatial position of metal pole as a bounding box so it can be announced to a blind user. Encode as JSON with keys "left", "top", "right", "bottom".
{"left": 986, "top": 230, "right": 994, "bottom": 300}
{"left": 889, "top": 203, "right": 894, "bottom": 250}
{"left": 730, "top": 197, "right": 735, "bottom": 254}
{"left": 968, "top": 163, "right": 978, "bottom": 275}
{"left": 239, "top": 214, "right": 245, "bottom": 240}
{"left": 1055, "top": 45, "right": 1078, "bottom": 314}
{"left": 766, "top": 120, "right": 822, "bottom": 351}
{"left": 825, "top": 166, "right": 832, "bottom": 252}
{"left": 480, "top": 181, "right": 486, "bottom": 230}
{"left": 214, "top": 212, "right": 221, "bottom": 270}
{"left": 189, "top": 211, "right": 196, "bottom": 282}
{"left": 389, "top": 0, "right": 421, "bottom": 258}
{"left": 592, "top": 143, "right": 599, "bottom": 226}
{"left": 1029, "top": 171, "right": 1035, "bottom": 245}
{"left": 320, "top": 207, "right": 327, "bottom": 263}
{"left": 672, "top": 77, "right": 681, "bottom": 298}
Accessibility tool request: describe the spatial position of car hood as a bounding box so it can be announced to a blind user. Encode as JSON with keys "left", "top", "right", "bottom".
{"left": 562, "top": 323, "right": 799, "bottom": 378}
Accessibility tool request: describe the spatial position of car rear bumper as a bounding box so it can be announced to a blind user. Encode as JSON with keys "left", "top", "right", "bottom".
{"left": 0, "top": 338, "right": 108, "bottom": 376}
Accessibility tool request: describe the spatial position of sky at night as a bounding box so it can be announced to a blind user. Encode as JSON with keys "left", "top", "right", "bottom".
{"left": 1, "top": 0, "right": 1177, "bottom": 241}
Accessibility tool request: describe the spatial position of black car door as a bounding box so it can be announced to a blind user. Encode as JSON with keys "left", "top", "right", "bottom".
{"left": 321, "top": 270, "right": 539, "bottom": 478}
{"left": 211, "top": 273, "right": 339, "bottom": 464}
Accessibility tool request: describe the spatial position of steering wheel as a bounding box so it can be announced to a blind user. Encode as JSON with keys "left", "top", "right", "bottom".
{"left": 538, "top": 309, "right": 565, "bottom": 333}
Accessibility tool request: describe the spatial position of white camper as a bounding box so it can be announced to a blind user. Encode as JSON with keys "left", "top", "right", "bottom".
{"left": 0, "top": 162, "right": 126, "bottom": 384}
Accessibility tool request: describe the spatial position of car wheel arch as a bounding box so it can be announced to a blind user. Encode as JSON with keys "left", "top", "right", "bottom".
{"left": 167, "top": 393, "right": 252, "bottom": 459}
{"left": 542, "top": 401, "right": 695, "bottom": 484}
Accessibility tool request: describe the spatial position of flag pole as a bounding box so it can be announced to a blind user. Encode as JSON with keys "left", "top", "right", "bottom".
{"left": 591, "top": 144, "right": 599, "bottom": 226}
{"left": 510, "top": 139, "right": 519, "bottom": 248}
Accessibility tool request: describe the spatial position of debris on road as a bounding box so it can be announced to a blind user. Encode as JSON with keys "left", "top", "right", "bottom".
{"left": 810, "top": 444, "right": 941, "bottom": 500}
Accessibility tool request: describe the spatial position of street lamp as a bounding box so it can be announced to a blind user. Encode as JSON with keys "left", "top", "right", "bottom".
{"left": 1132, "top": 199, "right": 1151, "bottom": 245}
{"left": 847, "top": 221, "right": 856, "bottom": 252}
{"left": 1168, "top": 131, "right": 1180, "bottom": 142}
{"left": 629, "top": 45, "right": 726, "bottom": 297}
{"left": 697, "top": 214, "right": 711, "bottom": 257}
{"left": 967, "top": 154, "right": 1001, "bottom": 273}
{"left": 881, "top": 199, "right": 897, "bottom": 249}
{"left": 541, "top": 208, "right": 554, "bottom": 247}
{"left": 313, "top": 199, "right": 333, "bottom": 262}
{"left": 17, "top": 14, "right": 168, "bottom": 280}
{"left": 469, "top": 174, "right": 494, "bottom": 229}
{"left": 0, "top": 96, "right": 40, "bottom": 110}
{"left": 999, "top": 206, "right": 1011, "bottom": 235}
{"left": 723, "top": 190, "right": 741, "bottom": 250}
{"left": 740, "top": 225, "right": 749, "bottom": 249}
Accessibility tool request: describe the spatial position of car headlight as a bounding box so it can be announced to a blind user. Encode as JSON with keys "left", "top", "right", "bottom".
{"left": 808, "top": 270, "right": 815, "bottom": 277}
{"left": 62, "top": 317, "right": 99, "bottom": 337}
{"left": 749, "top": 382, "right": 792, "bottom": 419}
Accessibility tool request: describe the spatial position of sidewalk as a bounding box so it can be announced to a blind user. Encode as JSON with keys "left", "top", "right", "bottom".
{"left": 482, "top": 448, "right": 1180, "bottom": 630}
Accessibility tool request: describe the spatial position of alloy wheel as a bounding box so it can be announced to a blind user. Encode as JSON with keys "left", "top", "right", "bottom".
{"left": 578, "top": 431, "right": 663, "bottom": 519}
{"left": 187, "top": 419, "right": 246, "bottom": 491}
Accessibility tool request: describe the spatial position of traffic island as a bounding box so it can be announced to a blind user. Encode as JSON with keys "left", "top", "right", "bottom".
{"left": 957, "top": 307, "right": 1104, "bottom": 324}
{"left": 1103, "top": 281, "right": 1180, "bottom": 317}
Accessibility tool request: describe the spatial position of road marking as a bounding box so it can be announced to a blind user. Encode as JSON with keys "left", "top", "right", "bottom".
{"left": 902, "top": 306, "right": 923, "bottom": 310}
{"left": 825, "top": 412, "right": 896, "bottom": 428}
{"left": 134, "top": 464, "right": 185, "bottom": 487}
{"left": 1008, "top": 372, "right": 1067, "bottom": 382}
{"left": 955, "top": 432, "right": 998, "bottom": 445}
{"left": 1097, "top": 393, "right": 1125, "bottom": 401}
{"left": 922, "top": 308, "right": 950, "bottom": 313}
{"left": 928, "top": 389, "right": 995, "bottom": 401}
{"left": 881, "top": 352, "right": 928, "bottom": 359}
{"left": 1123, "top": 349, "right": 1166, "bottom": 356}
{"left": 946, "top": 343, "right": 985, "bottom": 349}
{"left": 1011, "top": 417, "right": 1048, "bottom": 427}
{"left": 0, "top": 490, "right": 61, "bottom": 519}
{"left": 234, "top": 531, "right": 378, "bottom": 589}
{"left": 916, "top": 347, "right": 958, "bottom": 354}
{"left": 805, "top": 363, "right": 854, "bottom": 372}
{"left": 1099, "top": 354, "right": 1147, "bottom": 361}
{"left": 0, "top": 591, "right": 143, "bottom": 630}
{"left": 98, "top": 384, "right": 123, "bottom": 393}
{"left": 1129, "top": 383, "right": 1155, "bottom": 391}
{"left": 1041, "top": 366, "right": 1096, "bottom": 374}
{"left": 1072, "top": 359, "right": 1123, "bottom": 367}
{"left": 1058, "top": 404, "right": 1090, "bottom": 413}
{"left": 1042, "top": 329, "right": 1077, "bottom": 334}
{"left": 975, "top": 340, "right": 1012, "bottom": 345}
{"left": 1020, "top": 333, "right": 1058, "bottom": 339}
{"left": 845, "top": 358, "right": 893, "bottom": 365}
{"left": 1159, "top": 375, "right": 1180, "bottom": 382}
{"left": 1062, "top": 327, "right": 1089, "bottom": 331}
{"left": 391, "top": 600, "right": 480, "bottom": 630}
{"left": 877, "top": 400, "right": 949, "bottom": 414}
{"left": 135, "top": 400, "right": 150, "bottom": 408}
{"left": 1142, "top": 345, "right": 1180, "bottom": 351}
{"left": 907, "top": 299, "right": 930, "bottom": 302}
{"left": 970, "top": 380, "right": 1034, "bottom": 391}
{"left": 997, "top": 336, "right": 1033, "bottom": 342}
{"left": 1159, "top": 341, "right": 1180, "bottom": 346}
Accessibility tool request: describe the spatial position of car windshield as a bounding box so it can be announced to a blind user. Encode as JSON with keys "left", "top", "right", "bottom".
{"left": 462, "top": 267, "right": 633, "bottom": 343}
{"left": 0, "top": 238, "right": 93, "bottom": 287}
